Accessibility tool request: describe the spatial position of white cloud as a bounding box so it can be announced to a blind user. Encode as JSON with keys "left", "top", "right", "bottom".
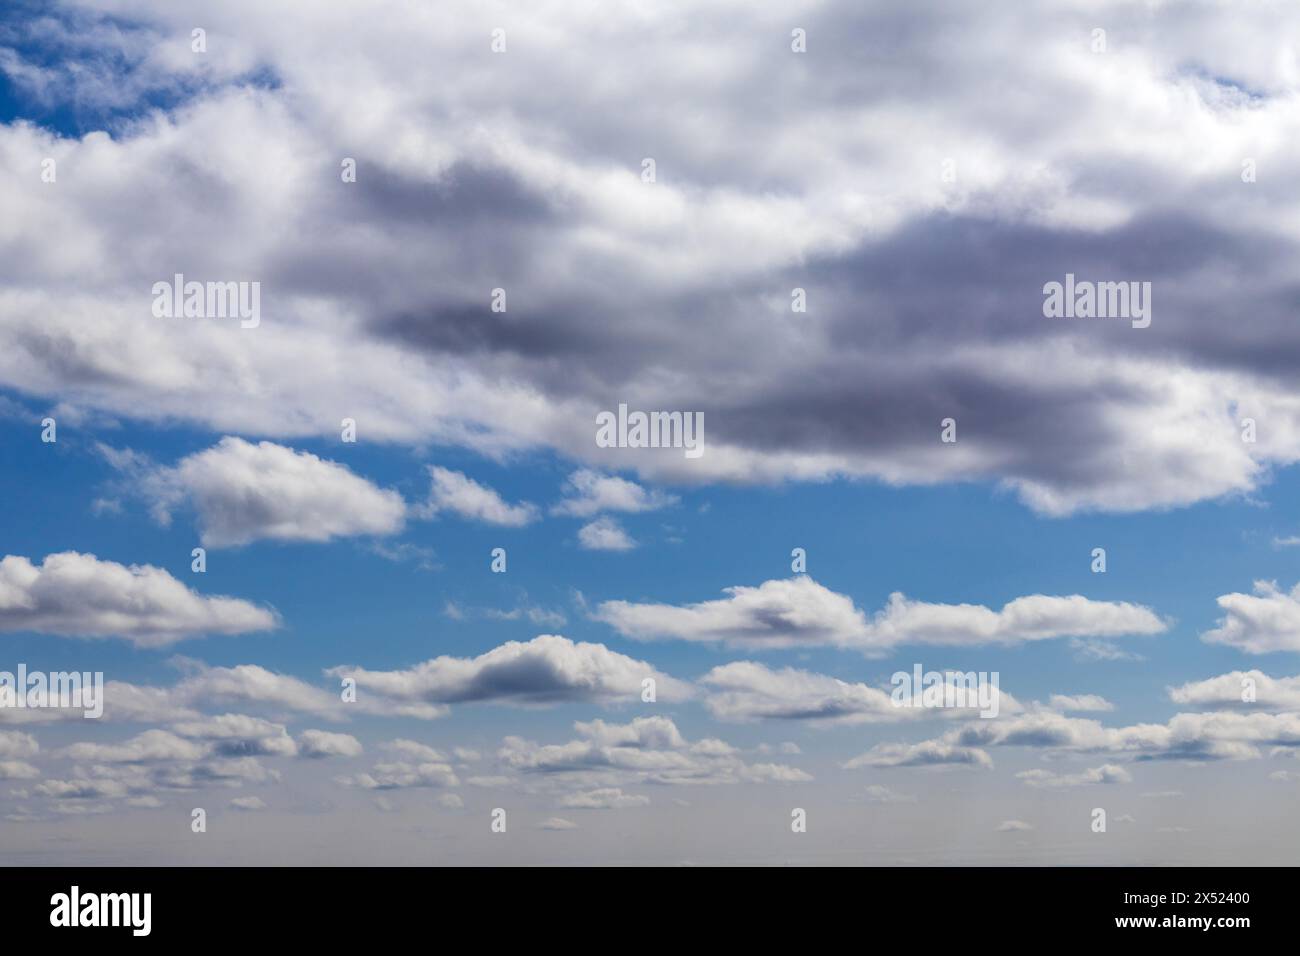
{"left": 419, "top": 466, "right": 537, "bottom": 526}
{"left": 0, "top": 551, "right": 277, "bottom": 647}
{"left": 538, "top": 817, "right": 578, "bottom": 830}
{"left": 703, "top": 661, "right": 1023, "bottom": 725}
{"left": 327, "top": 635, "right": 690, "bottom": 710}
{"left": 297, "top": 730, "right": 363, "bottom": 759}
{"left": 1201, "top": 581, "right": 1300, "bottom": 653}
{"left": 596, "top": 577, "right": 1166, "bottom": 653}
{"left": 499, "top": 716, "right": 812, "bottom": 787}
{"left": 134, "top": 437, "right": 407, "bottom": 547}
{"left": 1016, "top": 764, "right": 1132, "bottom": 789}
{"left": 1169, "top": 670, "right": 1300, "bottom": 711}
{"left": 552, "top": 470, "right": 677, "bottom": 517}
{"left": 557, "top": 787, "right": 650, "bottom": 809}
{"left": 577, "top": 517, "right": 637, "bottom": 551}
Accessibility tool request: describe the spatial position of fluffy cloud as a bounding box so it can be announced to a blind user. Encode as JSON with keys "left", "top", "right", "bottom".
{"left": 850, "top": 709, "right": 1300, "bottom": 770}
{"left": 577, "top": 517, "right": 636, "bottom": 551}
{"left": 327, "top": 635, "right": 691, "bottom": 710}
{"left": 5, "top": 1, "right": 1300, "bottom": 517}
{"left": 1201, "top": 581, "right": 1300, "bottom": 653}
{"left": 500, "top": 716, "right": 812, "bottom": 786}
{"left": 419, "top": 466, "right": 537, "bottom": 526}
{"left": 1169, "top": 670, "right": 1300, "bottom": 711}
{"left": 297, "top": 730, "right": 363, "bottom": 759}
{"left": 596, "top": 577, "right": 1166, "bottom": 653}
{"left": 701, "top": 661, "right": 1020, "bottom": 725}
{"left": 552, "top": 470, "right": 677, "bottom": 517}
{"left": 337, "top": 760, "right": 459, "bottom": 790}
{"left": 129, "top": 437, "right": 407, "bottom": 547}
{"left": 1016, "top": 764, "right": 1132, "bottom": 789}
{"left": 0, "top": 551, "right": 277, "bottom": 646}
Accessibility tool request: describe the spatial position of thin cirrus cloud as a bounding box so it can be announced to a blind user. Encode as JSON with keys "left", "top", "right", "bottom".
{"left": 594, "top": 576, "right": 1168, "bottom": 653}
{"left": 0, "top": 551, "right": 278, "bottom": 647}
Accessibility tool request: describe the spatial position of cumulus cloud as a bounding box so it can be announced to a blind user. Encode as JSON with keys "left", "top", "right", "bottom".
{"left": 0, "top": 551, "right": 277, "bottom": 646}
{"left": 326, "top": 635, "right": 691, "bottom": 711}
{"left": 851, "top": 709, "right": 1300, "bottom": 770}
{"left": 1201, "top": 581, "right": 1300, "bottom": 653}
{"left": 297, "top": 730, "right": 363, "bottom": 759}
{"left": 500, "top": 716, "right": 812, "bottom": 786}
{"left": 337, "top": 760, "right": 459, "bottom": 791}
{"left": 418, "top": 466, "right": 537, "bottom": 526}
{"left": 577, "top": 516, "right": 637, "bottom": 551}
{"left": 552, "top": 470, "right": 677, "bottom": 517}
{"left": 1016, "top": 764, "right": 1132, "bottom": 789}
{"left": 123, "top": 437, "right": 407, "bottom": 547}
{"left": 1169, "top": 670, "right": 1300, "bottom": 711}
{"left": 701, "top": 660, "right": 1020, "bottom": 725}
{"left": 5, "top": 1, "right": 1300, "bottom": 519}
{"left": 596, "top": 577, "right": 1166, "bottom": 653}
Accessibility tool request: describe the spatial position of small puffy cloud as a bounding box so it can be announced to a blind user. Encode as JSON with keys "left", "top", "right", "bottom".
{"left": 61, "top": 729, "right": 207, "bottom": 763}
{"left": 538, "top": 817, "right": 578, "bottom": 830}
{"left": 168, "top": 658, "right": 342, "bottom": 719}
{"left": 0, "top": 731, "right": 38, "bottom": 759}
{"left": 131, "top": 437, "right": 406, "bottom": 547}
{"left": 864, "top": 784, "right": 916, "bottom": 804}
{"left": 230, "top": 796, "right": 267, "bottom": 811}
{"left": 337, "top": 760, "right": 459, "bottom": 790}
{"left": 327, "top": 635, "right": 690, "bottom": 710}
{"left": 381, "top": 739, "right": 446, "bottom": 762}
{"left": 1016, "top": 764, "right": 1132, "bottom": 789}
{"left": 499, "top": 716, "right": 811, "bottom": 786}
{"left": 997, "top": 820, "right": 1034, "bottom": 832}
{"left": 552, "top": 470, "right": 677, "bottom": 517}
{"left": 0, "top": 551, "right": 277, "bottom": 647}
{"left": 419, "top": 466, "right": 537, "bottom": 526}
{"left": 1201, "top": 581, "right": 1300, "bottom": 653}
{"left": 558, "top": 787, "right": 650, "bottom": 809}
{"left": 171, "top": 714, "right": 299, "bottom": 758}
{"left": 1169, "top": 670, "right": 1300, "bottom": 711}
{"left": 298, "top": 730, "right": 363, "bottom": 759}
{"left": 0, "top": 760, "right": 39, "bottom": 780}
{"left": 577, "top": 517, "right": 636, "bottom": 551}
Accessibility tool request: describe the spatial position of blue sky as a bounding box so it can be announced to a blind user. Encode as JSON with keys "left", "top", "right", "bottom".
{"left": 5, "top": 0, "right": 1300, "bottom": 865}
